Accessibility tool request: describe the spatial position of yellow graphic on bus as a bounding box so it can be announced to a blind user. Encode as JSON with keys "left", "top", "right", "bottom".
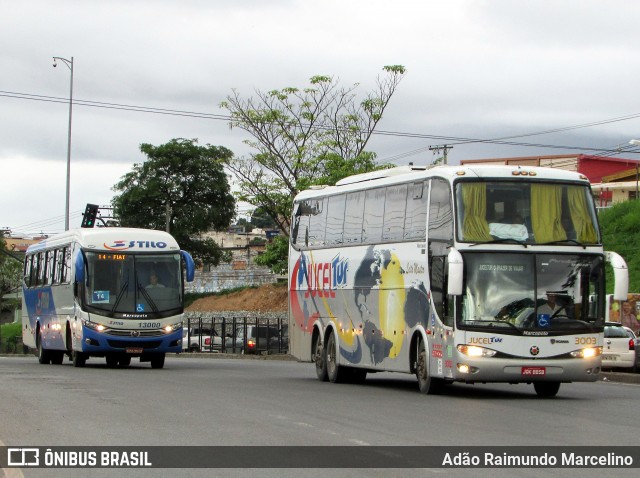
{"left": 379, "top": 253, "right": 406, "bottom": 358}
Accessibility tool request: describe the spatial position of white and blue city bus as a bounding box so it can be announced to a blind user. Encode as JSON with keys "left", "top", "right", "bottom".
{"left": 288, "top": 164, "right": 629, "bottom": 397}
{"left": 22, "top": 228, "right": 195, "bottom": 368}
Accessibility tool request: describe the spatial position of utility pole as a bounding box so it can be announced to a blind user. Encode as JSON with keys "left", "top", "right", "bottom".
{"left": 429, "top": 144, "right": 453, "bottom": 165}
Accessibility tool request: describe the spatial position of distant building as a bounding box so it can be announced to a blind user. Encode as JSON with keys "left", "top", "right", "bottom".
{"left": 3, "top": 235, "right": 47, "bottom": 253}
{"left": 189, "top": 229, "right": 276, "bottom": 293}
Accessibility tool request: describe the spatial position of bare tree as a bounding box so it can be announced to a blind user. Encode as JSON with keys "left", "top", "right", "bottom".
{"left": 220, "top": 65, "right": 406, "bottom": 235}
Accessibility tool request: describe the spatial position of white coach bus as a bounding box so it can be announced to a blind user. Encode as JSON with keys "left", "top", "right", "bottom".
{"left": 22, "top": 228, "right": 195, "bottom": 368}
{"left": 288, "top": 164, "right": 628, "bottom": 397}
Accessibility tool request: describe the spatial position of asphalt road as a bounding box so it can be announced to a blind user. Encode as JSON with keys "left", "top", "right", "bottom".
{"left": 1, "top": 354, "right": 639, "bottom": 478}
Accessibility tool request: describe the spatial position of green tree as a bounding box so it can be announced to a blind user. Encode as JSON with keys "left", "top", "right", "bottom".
{"left": 599, "top": 200, "right": 640, "bottom": 292}
{"left": 250, "top": 207, "right": 278, "bottom": 230}
{"left": 0, "top": 234, "right": 22, "bottom": 311}
{"left": 254, "top": 235, "right": 288, "bottom": 274}
{"left": 220, "top": 65, "right": 406, "bottom": 236}
{"left": 112, "top": 138, "right": 236, "bottom": 265}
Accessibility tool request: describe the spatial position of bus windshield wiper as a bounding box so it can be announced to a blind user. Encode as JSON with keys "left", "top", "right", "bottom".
{"left": 538, "top": 239, "right": 587, "bottom": 248}
{"left": 470, "top": 238, "right": 528, "bottom": 247}
{"left": 111, "top": 281, "right": 129, "bottom": 313}
{"left": 468, "top": 319, "right": 519, "bottom": 331}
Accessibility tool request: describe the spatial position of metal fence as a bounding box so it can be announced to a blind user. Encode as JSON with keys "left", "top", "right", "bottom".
{"left": 183, "top": 315, "right": 289, "bottom": 355}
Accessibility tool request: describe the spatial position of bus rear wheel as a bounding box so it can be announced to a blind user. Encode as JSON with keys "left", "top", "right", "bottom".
{"left": 533, "top": 381, "right": 560, "bottom": 398}
{"left": 51, "top": 352, "right": 64, "bottom": 365}
{"left": 417, "top": 341, "right": 443, "bottom": 394}
{"left": 326, "top": 332, "right": 344, "bottom": 383}
{"left": 37, "top": 330, "right": 51, "bottom": 365}
{"left": 314, "top": 335, "right": 328, "bottom": 382}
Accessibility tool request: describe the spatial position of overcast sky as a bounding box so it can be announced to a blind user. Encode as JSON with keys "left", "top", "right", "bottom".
{"left": 2, "top": 0, "right": 640, "bottom": 236}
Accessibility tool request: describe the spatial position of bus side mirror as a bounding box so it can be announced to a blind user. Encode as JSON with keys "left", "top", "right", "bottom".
{"left": 605, "top": 251, "right": 629, "bottom": 301}
{"left": 447, "top": 248, "right": 463, "bottom": 296}
{"left": 181, "top": 250, "right": 195, "bottom": 282}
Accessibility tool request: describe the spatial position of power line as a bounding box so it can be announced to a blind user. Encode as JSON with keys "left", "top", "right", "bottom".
{"left": 3, "top": 89, "right": 640, "bottom": 153}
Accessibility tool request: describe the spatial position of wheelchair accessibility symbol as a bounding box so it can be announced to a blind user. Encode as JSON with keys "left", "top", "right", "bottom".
{"left": 137, "top": 304, "right": 145, "bottom": 312}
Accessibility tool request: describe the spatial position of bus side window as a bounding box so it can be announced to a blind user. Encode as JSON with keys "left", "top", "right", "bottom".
{"left": 344, "top": 191, "right": 365, "bottom": 244}
{"left": 383, "top": 184, "right": 407, "bottom": 242}
{"left": 61, "top": 247, "right": 71, "bottom": 283}
{"left": 36, "top": 252, "right": 45, "bottom": 286}
{"left": 363, "top": 188, "right": 384, "bottom": 243}
{"left": 24, "top": 255, "right": 32, "bottom": 287}
{"left": 291, "top": 202, "right": 311, "bottom": 249}
{"left": 429, "top": 179, "right": 453, "bottom": 241}
{"left": 405, "top": 181, "right": 428, "bottom": 240}
{"left": 325, "top": 194, "right": 346, "bottom": 246}
{"left": 308, "top": 197, "right": 327, "bottom": 248}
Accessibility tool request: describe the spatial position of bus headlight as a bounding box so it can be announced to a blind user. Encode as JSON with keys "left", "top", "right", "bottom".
{"left": 570, "top": 347, "right": 602, "bottom": 359}
{"left": 165, "top": 322, "right": 183, "bottom": 333}
{"left": 457, "top": 345, "right": 497, "bottom": 358}
{"left": 82, "top": 319, "right": 106, "bottom": 332}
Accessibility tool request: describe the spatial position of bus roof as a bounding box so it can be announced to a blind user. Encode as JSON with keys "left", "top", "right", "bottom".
{"left": 294, "top": 164, "right": 590, "bottom": 201}
{"left": 25, "top": 228, "right": 182, "bottom": 254}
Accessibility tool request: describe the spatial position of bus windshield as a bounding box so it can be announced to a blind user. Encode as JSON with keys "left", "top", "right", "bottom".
{"left": 455, "top": 180, "right": 600, "bottom": 245}
{"left": 459, "top": 252, "right": 605, "bottom": 333}
{"left": 83, "top": 252, "right": 182, "bottom": 317}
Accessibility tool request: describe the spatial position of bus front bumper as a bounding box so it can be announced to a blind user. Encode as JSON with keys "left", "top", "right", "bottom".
{"left": 79, "top": 327, "right": 183, "bottom": 354}
{"left": 450, "top": 356, "right": 601, "bottom": 383}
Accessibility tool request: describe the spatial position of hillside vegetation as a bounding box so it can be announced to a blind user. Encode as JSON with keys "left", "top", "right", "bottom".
{"left": 600, "top": 200, "right": 640, "bottom": 292}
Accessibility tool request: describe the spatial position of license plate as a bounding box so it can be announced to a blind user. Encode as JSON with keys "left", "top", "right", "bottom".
{"left": 125, "top": 347, "right": 143, "bottom": 354}
{"left": 602, "top": 355, "right": 617, "bottom": 361}
{"left": 522, "top": 366, "right": 546, "bottom": 376}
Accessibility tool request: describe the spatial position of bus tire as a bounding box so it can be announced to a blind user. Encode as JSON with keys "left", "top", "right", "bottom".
{"left": 37, "top": 330, "right": 51, "bottom": 365}
{"left": 314, "top": 334, "right": 328, "bottom": 382}
{"left": 106, "top": 354, "right": 119, "bottom": 368}
{"left": 151, "top": 354, "right": 165, "bottom": 369}
{"left": 119, "top": 355, "right": 132, "bottom": 368}
{"left": 326, "top": 332, "right": 344, "bottom": 383}
{"left": 51, "top": 351, "right": 64, "bottom": 365}
{"left": 533, "top": 381, "right": 560, "bottom": 398}
{"left": 417, "top": 340, "right": 443, "bottom": 394}
{"left": 72, "top": 350, "right": 86, "bottom": 368}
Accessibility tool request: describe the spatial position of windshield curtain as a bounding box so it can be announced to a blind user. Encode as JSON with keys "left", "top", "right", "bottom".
{"left": 83, "top": 251, "right": 182, "bottom": 317}
{"left": 458, "top": 252, "right": 605, "bottom": 333}
{"left": 456, "top": 181, "right": 600, "bottom": 245}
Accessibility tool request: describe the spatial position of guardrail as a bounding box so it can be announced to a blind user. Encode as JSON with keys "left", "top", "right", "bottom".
{"left": 183, "top": 315, "right": 288, "bottom": 355}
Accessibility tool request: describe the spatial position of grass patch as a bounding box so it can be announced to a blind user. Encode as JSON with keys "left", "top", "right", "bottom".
{"left": 0, "top": 321, "right": 23, "bottom": 353}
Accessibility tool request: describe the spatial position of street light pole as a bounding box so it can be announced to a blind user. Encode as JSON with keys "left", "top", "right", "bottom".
{"left": 53, "top": 56, "right": 74, "bottom": 231}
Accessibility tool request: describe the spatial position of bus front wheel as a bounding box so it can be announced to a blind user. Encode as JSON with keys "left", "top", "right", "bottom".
{"left": 417, "top": 341, "right": 443, "bottom": 394}
{"left": 150, "top": 354, "right": 165, "bottom": 369}
{"left": 72, "top": 350, "right": 86, "bottom": 368}
{"left": 106, "top": 354, "right": 119, "bottom": 368}
{"left": 533, "top": 381, "right": 560, "bottom": 398}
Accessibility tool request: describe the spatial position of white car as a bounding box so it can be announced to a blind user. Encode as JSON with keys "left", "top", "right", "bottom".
{"left": 602, "top": 322, "right": 637, "bottom": 371}
{"left": 182, "top": 326, "right": 222, "bottom": 352}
